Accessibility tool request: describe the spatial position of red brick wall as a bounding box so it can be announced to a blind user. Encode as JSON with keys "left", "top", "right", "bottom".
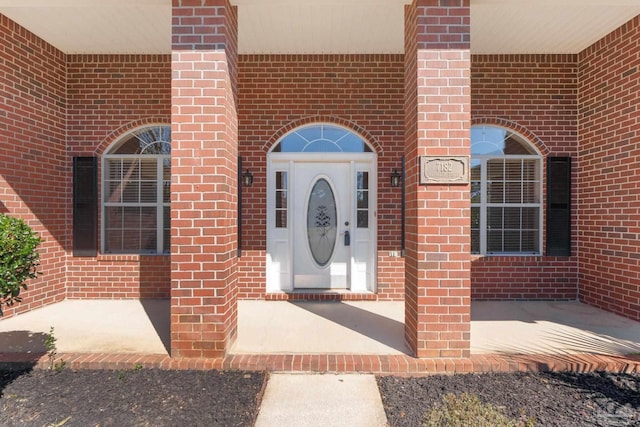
{"left": 470, "top": 54, "right": 579, "bottom": 300}
{"left": 66, "top": 55, "right": 171, "bottom": 299}
{"left": 404, "top": 1, "right": 419, "bottom": 347}
{"left": 66, "top": 55, "right": 171, "bottom": 154}
{"left": 237, "top": 54, "right": 406, "bottom": 300}
{"left": 66, "top": 255, "right": 170, "bottom": 299}
{"left": 170, "top": 0, "right": 239, "bottom": 358}
{"left": 0, "top": 15, "right": 67, "bottom": 317}
{"left": 577, "top": 16, "right": 640, "bottom": 320}
{"left": 4, "top": 9, "right": 637, "bottom": 328}
{"left": 404, "top": 0, "right": 472, "bottom": 358}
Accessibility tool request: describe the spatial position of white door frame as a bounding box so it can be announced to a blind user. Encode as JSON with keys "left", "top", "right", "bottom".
{"left": 266, "top": 152, "right": 377, "bottom": 293}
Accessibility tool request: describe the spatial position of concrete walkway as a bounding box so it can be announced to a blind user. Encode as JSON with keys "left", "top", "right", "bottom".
{"left": 2, "top": 299, "right": 640, "bottom": 356}
{"left": 231, "top": 300, "right": 409, "bottom": 354}
{"left": 255, "top": 374, "right": 387, "bottom": 427}
{"left": 471, "top": 301, "right": 640, "bottom": 355}
{"left": 231, "top": 300, "right": 640, "bottom": 356}
{"left": 2, "top": 299, "right": 640, "bottom": 426}
{"left": 0, "top": 299, "right": 170, "bottom": 355}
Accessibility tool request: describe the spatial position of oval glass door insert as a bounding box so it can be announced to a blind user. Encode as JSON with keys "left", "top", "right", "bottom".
{"left": 307, "top": 178, "right": 337, "bottom": 267}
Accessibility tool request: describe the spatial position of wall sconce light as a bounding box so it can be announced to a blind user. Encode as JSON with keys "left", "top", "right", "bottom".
{"left": 390, "top": 169, "right": 402, "bottom": 188}
{"left": 242, "top": 169, "right": 254, "bottom": 187}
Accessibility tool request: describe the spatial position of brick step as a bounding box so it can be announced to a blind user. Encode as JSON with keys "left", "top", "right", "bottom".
{"left": 264, "top": 291, "right": 378, "bottom": 302}
{"left": 3, "top": 352, "right": 639, "bottom": 374}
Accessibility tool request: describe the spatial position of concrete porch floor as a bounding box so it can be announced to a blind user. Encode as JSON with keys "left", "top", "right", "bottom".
{"left": 1, "top": 299, "right": 640, "bottom": 358}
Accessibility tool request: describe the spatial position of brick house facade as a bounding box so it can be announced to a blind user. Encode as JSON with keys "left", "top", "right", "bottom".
{"left": 1, "top": 1, "right": 639, "bottom": 359}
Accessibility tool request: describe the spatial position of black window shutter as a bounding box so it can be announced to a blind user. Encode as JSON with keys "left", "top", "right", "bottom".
{"left": 546, "top": 157, "right": 571, "bottom": 256}
{"left": 73, "top": 157, "right": 98, "bottom": 256}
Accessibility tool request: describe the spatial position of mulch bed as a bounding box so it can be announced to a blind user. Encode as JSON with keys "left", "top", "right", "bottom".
{"left": 377, "top": 371, "right": 640, "bottom": 427}
{"left": 2, "top": 368, "right": 640, "bottom": 426}
{"left": 0, "top": 368, "right": 265, "bottom": 427}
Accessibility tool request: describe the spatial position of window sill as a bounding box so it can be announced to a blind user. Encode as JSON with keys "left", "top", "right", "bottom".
{"left": 471, "top": 253, "right": 542, "bottom": 261}
{"left": 95, "top": 253, "right": 170, "bottom": 262}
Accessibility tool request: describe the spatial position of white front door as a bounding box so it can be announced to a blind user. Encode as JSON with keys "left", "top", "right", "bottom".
{"left": 266, "top": 154, "right": 376, "bottom": 293}
{"left": 293, "top": 162, "right": 350, "bottom": 289}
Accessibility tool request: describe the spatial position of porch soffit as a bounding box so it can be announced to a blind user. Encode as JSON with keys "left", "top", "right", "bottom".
{"left": 0, "top": 0, "right": 638, "bottom": 55}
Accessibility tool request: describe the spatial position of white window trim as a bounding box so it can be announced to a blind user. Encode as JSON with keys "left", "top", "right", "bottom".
{"left": 266, "top": 152, "right": 378, "bottom": 291}
{"left": 101, "top": 128, "right": 170, "bottom": 255}
{"left": 472, "top": 155, "right": 543, "bottom": 256}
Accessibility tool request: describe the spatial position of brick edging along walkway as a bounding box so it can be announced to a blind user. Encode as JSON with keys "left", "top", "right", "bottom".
{"left": 2, "top": 352, "right": 640, "bottom": 374}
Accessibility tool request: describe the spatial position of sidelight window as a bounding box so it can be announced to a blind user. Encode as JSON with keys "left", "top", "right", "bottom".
{"left": 275, "top": 171, "right": 288, "bottom": 228}
{"left": 356, "top": 171, "right": 369, "bottom": 228}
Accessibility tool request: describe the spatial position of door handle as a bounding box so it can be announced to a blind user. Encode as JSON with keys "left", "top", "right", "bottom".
{"left": 344, "top": 230, "right": 350, "bottom": 246}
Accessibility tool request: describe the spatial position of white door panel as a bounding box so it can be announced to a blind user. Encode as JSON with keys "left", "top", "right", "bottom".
{"left": 266, "top": 155, "right": 376, "bottom": 292}
{"left": 293, "top": 163, "right": 350, "bottom": 289}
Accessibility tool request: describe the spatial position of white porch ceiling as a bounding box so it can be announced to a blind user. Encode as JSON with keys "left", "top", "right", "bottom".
{"left": 0, "top": 0, "right": 638, "bottom": 55}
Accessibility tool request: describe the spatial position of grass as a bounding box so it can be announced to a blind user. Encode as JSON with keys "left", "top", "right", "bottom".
{"left": 424, "top": 392, "right": 536, "bottom": 427}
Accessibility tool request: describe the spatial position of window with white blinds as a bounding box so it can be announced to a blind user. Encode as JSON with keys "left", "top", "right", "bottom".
{"left": 102, "top": 125, "right": 171, "bottom": 254}
{"left": 471, "top": 126, "right": 542, "bottom": 255}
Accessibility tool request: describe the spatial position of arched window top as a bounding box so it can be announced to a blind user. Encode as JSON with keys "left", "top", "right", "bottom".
{"left": 272, "top": 124, "right": 372, "bottom": 153}
{"left": 108, "top": 125, "right": 171, "bottom": 155}
{"left": 471, "top": 126, "right": 538, "bottom": 156}
{"left": 470, "top": 124, "right": 543, "bottom": 256}
{"left": 102, "top": 124, "right": 171, "bottom": 255}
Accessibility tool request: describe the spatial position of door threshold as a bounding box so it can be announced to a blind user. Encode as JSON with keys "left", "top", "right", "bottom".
{"left": 265, "top": 289, "right": 377, "bottom": 302}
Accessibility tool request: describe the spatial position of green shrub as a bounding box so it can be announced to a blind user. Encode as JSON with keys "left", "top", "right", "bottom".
{"left": 0, "top": 214, "right": 42, "bottom": 316}
{"left": 424, "top": 392, "right": 535, "bottom": 427}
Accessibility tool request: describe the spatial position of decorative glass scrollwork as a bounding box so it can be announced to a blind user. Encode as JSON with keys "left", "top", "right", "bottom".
{"left": 307, "top": 178, "right": 337, "bottom": 266}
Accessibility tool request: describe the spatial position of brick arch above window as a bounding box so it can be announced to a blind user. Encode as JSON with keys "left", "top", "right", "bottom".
{"left": 263, "top": 115, "right": 383, "bottom": 154}
{"left": 95, "top": 117, "right": 171, "bottom": 156}
{"left": 472, "top": 117, "right": 550, "bottom": 157}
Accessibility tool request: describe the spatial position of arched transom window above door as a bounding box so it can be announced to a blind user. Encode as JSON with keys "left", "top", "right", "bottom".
{"left": 271, "top": 124, "right": 373, "bottom": 153}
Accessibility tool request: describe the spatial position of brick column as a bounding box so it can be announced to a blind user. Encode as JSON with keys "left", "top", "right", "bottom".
{"left": 404, "top": 0, "right": 471, "bottom": 358}
{"left": 171, "top": 0, "right": 239, "bottom": 358}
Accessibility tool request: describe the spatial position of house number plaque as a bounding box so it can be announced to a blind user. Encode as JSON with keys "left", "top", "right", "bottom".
{"left": 420, "top": 156, "right": 469, "bottom": 184}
